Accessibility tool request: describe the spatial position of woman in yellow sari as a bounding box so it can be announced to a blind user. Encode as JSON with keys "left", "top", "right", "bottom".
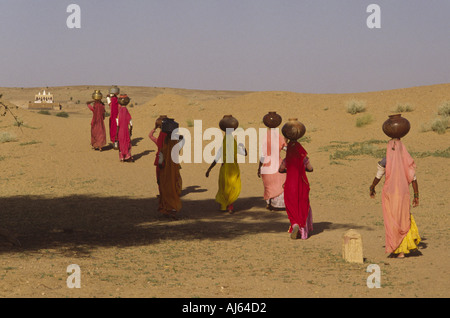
{"left": 206, "top": 116, "right": 247, "bottom": 214}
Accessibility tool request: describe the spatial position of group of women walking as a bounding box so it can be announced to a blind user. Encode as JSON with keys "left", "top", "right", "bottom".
{"left": 87, "top": 87, "right": 134, "bottom": 162}
{"left": 88, "top": 87, "right": 422, "bottom": 258}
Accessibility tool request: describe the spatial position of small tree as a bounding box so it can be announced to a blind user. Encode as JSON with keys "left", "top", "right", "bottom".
{"left": 0, "top": 94, "right": 23, "bottom": 130}
{"left": 0, "top": 93, "right": 23, "bottom": 246}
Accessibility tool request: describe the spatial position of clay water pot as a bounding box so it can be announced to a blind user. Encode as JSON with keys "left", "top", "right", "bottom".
{"left": 263, "top": 111, "right": 282, "bottom": 128}
{"left": 118, "top": 94, "right": 130, "bottom": 106}
{"left": 219, "top": 115, "right": 239, "bottom": 132}
{"left": 382, "top": 114, "right": 410, "bottom": 139}
{"left": 92, "top": 90, "right": 103, "bottom": 100}
{"left": 281, "top": 118, "right": 306, "bottom": 141}
{"left": 155, "top": 115, "right": 168, "bottom": 128}
{"left": 109, "top": 85, "right": 120, "bottom": 95}
{"left": 161, "top": 118, "right": 179, "bottom": 134}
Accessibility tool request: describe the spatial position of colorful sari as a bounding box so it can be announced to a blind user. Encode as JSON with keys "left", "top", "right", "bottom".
{"left": 216, "top": 134, "right": 241, "bottom": 211}
{"left": 87, "top": 101, "right": 106, "bottom": 150}
{"left": 382, "top": 139, "right": 421, "bottom": 254}
{"left": 117, "top": 106, "right": 132, "bottom": 161}
{"left": 149, "top": 129, "right": 168, "bottom": 184}
{"left": 283, "top": 141, "right": 313, "bottom": 239}
{"left": 108, "top": 95, "right": 119, "bottom": 143}
{"left": 158, "top": 137, "right": 182, "bottom": 216}
{"left": 261, "top": 129, "right": 287, "bottom": 208}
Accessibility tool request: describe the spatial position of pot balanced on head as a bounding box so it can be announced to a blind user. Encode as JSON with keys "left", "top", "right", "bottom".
{"left": 92, "top": 90, "right": 103, "bottom": 101}
{"left": 382, "top": 114, "right": 410, "bottom": 139}
{"left": 281, "top": 118, "right": 306, "bottom": 142}
{"left": 263, "top": 111, "right": 282, "bottom": 128}
{"left": 219, "top": 115, "right": 239, "bottom": 132}
{"left": 118, "top": 94, "right": 131, "bottom": 106}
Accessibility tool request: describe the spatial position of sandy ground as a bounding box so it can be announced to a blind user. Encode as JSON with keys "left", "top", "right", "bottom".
{"left": 0, "top": 84, "right": 449, "bottom": 298}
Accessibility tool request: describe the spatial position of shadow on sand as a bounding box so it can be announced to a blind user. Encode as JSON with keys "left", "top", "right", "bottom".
{"left": 0, "top": 193, "right": 375, "bottom": 255}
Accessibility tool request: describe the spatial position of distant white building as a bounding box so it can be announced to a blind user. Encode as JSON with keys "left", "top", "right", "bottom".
{"left": 34, "top": 90, "right": 54, "bottom": 103}
{"left": 29, "top": 90, "right": 60, "bottom": 110}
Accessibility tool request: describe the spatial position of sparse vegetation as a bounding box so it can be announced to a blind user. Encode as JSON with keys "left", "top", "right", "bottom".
{"left": 186, "top": 119, "right": 194, "bottom": 127}
{"left": 0, "top": 131, "right": 17, "bottom": 143}
{"left": 298, "top": 135, "right": 311, "bottom": 143}
{"left": 430, "top": 117, "right": 449, "bottom": 134}
{"left": 19, "top": 140, "right": 41, "bottom": 146}
{"left": 38, "top": 110, "right": 51, "bottom": 115}
{"left": 355, "top": 114, "right": 374, "bottom": 127}
{"left": 437, "top": 101, "right": 450, "bottom": 117}
{"left": 320, "top": 139, "right": 386, "bottom": 161}
{"left": 394, "top": 103, "right": 414, "bottom": 113}
{"left": 55, "top": 111, "right": 69, "bottom": 118}
{"left": 322, "top": 139, "right": 450, "bottom": 162}
{"left": 421, "top": 101, "right": 450, "bottom": 134}
{"left": 346, "top": 100, "right": 366, "bottom": 115}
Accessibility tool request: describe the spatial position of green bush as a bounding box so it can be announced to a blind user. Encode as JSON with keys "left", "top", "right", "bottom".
{"left": 0, "top": 131, "right": 17, "bottom": 143}
{"left": 55, "top": 112, "right": 69, "bottom": 118}
{"left": 437, "top": 101, "right": 450, "bottom": 117}
{"left": 356, "top": 114, "right": 374, "bottom": 127}
{"left": 431, "top": 117, "right": 449, "bottom": 134}
{"left": 38, "top": 110, "right": 51, "bottom": 115}
{"left": 346, "top": 100, "right": 366, "bottom": 115}
{"left": 394, "top": 103, "right": 414, "bottom": 113}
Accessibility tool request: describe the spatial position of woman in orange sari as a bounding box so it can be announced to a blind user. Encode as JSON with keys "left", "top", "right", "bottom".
{"left": 149, "top": 115, "right": 168, "bottom": 187}
{"left": 158, "top": 118, "right": 184, "bottom": 220}
{"left": 370, "top": 138, "right": 421, "bottom": 258}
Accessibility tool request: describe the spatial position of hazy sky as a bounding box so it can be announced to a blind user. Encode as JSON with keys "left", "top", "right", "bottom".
{"left": 0, "top": 0, "right": 449, "bottom": 93}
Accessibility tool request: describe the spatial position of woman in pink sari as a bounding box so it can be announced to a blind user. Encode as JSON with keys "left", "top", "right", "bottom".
{"left": 86, "top": 94, "right": 107, "bottom": 151}
{"left": 116, "top": 94, "right": 133, "bottom": 162}
{"left": 279, "top": 139, "right": 313, "bottom": 240}
{"left": 370, "top": 138, "right": 421, "bottom": 258}
{"left": 258, "top": 128, "right": 287, "bottom": 210}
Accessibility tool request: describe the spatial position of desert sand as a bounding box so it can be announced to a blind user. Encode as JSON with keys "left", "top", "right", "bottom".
{"left": 0, "top": 84, "right": 449, "bottom": 298}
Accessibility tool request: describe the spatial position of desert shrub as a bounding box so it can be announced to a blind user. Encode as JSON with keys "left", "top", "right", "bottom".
{"left": 356, "top": 114, "right": 374, "bottom": 127}
{"left": 437, "top": 101, "right": 450, "bottom": 117}
{"left": 0, "top": 131, "right": 17, "bottom": 143}
{"left": 430, "top": 117, "right": 449, "bottom": 134}
{"left": 186, "top": 119, "right": 194, "bottom": 127}
{"left": 38, "top": 110, "right": 51, "bottom": 115}
{"left": 55, "top": 112, "right": 69, "bottom": 118}
{"left": 394, "top": 103, "right": 414, "bottom": 113}
{"left": 346, "top": 100, "right": 366, "bottom": 115}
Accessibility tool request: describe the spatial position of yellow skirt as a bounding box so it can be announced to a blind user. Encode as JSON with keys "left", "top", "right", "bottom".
{"left": 394, "top": 215, "right": 421, "bottom": 254}
{"left": 215, "top": 162, "right": 241, "bottom": 210}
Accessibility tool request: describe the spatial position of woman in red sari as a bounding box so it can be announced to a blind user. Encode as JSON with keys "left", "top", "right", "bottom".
{"left": 279, "top": 120, "right": 313, "bottom": 240}
{"left": 107, "top": 87, "right": 120, "bottom": 149}
{"left": 117, "top": 94, "right": 133, "bottom": 162}
{"left": 86, "top": 90, "right": 106, "bottom": 151}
